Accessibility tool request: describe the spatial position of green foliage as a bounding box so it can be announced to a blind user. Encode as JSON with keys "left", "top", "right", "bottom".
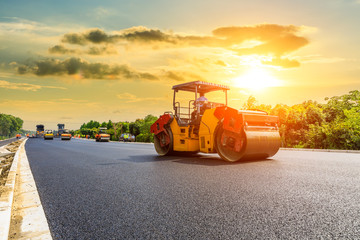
{"left": 78, "top": 116, "right": 157, "bottom": 142}
{"left": 245, "top": 91, "right": 360, "bottom": 150}
{"left": 242, "top": 95, "right": 257, "bottom": 109}
{"left": 0, "top": 113, "right": 23, "bottom": 138}
{"left": 76, "top": 90, "right": 359, "bottom": 149}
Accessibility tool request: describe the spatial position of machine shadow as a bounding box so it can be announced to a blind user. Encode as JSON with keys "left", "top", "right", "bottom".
{"left": 125, "top": 153, "right": 274, "bottom": 166}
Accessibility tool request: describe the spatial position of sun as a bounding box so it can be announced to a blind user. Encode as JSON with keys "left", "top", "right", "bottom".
{"left": 233, "top": 67, "right": 283, "bottom": 91}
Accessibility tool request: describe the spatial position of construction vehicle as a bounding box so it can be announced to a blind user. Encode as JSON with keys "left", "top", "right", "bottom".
{"left": 95, "top": 127, "right": 110, "bottom": 142}
{"left": 119, "top": 133, "right": 135, "bottom": 142}
{"left": 57, "top": 124, "right": 65, "bottom": 137}
{"left": 36, "top": 124, "right": 45, "bottom": 138}
{"left": 44, "top": 130, "right": 54, "bottom": 140}
{"left": 150, "top": 81, "right": 280, "bottom": 162}
{"left": 61, "top": 129, "right": 72, "bottom": 140}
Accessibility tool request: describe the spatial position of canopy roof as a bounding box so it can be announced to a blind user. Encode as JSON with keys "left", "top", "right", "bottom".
{"left": 172, "top": 81, "right": 230, "bottom": 94}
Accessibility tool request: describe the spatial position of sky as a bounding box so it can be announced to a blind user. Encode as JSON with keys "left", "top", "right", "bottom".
{"left": 1, "top": 0, "right": 360, "bottom": 130}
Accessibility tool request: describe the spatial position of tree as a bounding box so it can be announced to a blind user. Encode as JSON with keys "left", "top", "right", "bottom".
{"left": 0, "top": 113, "right": 23, "bottom": 138}
{"left": 242, "top": 95, "right": 257, "bottom": 109}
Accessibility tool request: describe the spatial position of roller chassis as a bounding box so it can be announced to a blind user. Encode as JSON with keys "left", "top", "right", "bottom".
{"left": 150, "top": 81, "right": 281, "bottom": 162}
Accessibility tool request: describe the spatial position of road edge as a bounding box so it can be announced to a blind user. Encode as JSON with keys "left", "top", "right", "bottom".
{"left": 0, "top": 139, "right": 25, "bottom": 240}
{"left": 9, "top": 139, "right": 53, "bottom": 239}
{"left": 280, "top": 147, "right": 360, "bottom": 154}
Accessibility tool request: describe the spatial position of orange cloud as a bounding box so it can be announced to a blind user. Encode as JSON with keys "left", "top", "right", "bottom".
{"left": 262, "top": 57, "right": 300, "bottom": 68}
{"left": 53, "top": 24, "right": 310, "bottom": 68}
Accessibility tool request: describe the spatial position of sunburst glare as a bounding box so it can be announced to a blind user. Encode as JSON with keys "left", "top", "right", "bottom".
{"left": 232, "top": 67, "right": 283, "bottom": 91}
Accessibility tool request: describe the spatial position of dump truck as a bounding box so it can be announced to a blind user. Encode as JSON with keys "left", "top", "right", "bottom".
{"left": 61, "top": 129, "right": 72, "bottom": 140}
{"left": 150, "top": 81, "right": 280, "bottom": 162}
{"left": 44, "top": 130, "right": 54, "bottom": 140}
{"left": 95, "top": 127, "right": 110, "bottom": 142}
{"left": 36, "top": 124, "right": 45, "bottom": 138}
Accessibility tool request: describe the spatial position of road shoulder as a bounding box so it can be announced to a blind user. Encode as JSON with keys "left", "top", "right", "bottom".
{"left": 8, "top": 140, "right": 52, "bottom": 239}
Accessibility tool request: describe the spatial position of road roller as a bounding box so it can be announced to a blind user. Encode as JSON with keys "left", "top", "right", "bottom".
{"left": 150, "top": 81, "right": 280, "bottom": 162}
{"left": 95, "top": 127, "right": 110, "bottom": 142}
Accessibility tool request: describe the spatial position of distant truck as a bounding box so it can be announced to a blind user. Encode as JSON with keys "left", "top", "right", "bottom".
{"left": 61, "top": 129, "right": 72, "bottom": 140}
{"left": 36, "top": 124, "right": 45, "bottom": 138}
{"left": 44, "top": 130, "right": 54, "bottom": 140}
{"left": 57, "top": 123, "right": 65, "bottom": 137}
{"left": 95, "top": 127, "right": 110, "bottom": 142}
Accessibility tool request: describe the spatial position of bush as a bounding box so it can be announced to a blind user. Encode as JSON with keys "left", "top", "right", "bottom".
{"left": 136, "top": 133, "right": 154, "bottom": 143}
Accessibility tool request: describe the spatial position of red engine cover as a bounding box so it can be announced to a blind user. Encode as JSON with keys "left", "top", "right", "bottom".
{"left": 150, "top": 114, "right": 173, "bottom": 135}
{"left": 214, "top": 107, "right": 243, "bottom": 134}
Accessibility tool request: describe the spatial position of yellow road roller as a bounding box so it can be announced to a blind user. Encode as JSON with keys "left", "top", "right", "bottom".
{"left": 150, "top": 81, "right": 280, "bottom": 162}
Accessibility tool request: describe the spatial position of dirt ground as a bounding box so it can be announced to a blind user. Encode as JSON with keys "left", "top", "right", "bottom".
{"left": 0, "top": 140, "right": 22, "bottom": 195}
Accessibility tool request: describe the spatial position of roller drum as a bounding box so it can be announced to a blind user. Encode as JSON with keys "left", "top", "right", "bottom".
{"left": 215, "top": 125, "right": 280, "bottom": 162}
{"left": 241, "top": 129, "right": 280, "bottom": 160}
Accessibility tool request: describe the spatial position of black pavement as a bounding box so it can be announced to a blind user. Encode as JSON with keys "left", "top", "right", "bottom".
{"left": 25, "top": 138, "right": 360, "bottom": 239}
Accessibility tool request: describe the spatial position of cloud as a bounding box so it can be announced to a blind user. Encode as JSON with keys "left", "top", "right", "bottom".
{"left": 60, "top": 24, "right": 308, "bottom": 51}
{"left": 212, "top": 24, "right": 301, "bottom": 42}
{"left": 62, "top": 29, "right": 115, "bottom": 45}
{"left": 0, "top": 80, "right": 66, "bottom": 91}
{"left": 116, "top": 92, "right": 164, "bottom": 103}
{"left": 86, "top": 46, "right": 117, "bottom": 55}
{"left": 236, "top": 34, "right": 308, "bottom": 56}
{"left": 164, "top": 70, "right": 205, "bottom": 82}
{"left": 49, "top": 45, "right": 117, "bottom": 55}
{"left": 0, "top": 17, "right": 64, "bottom": 35}
{"left": 16, "top": 57, "right": 158, "bottom": 80}
{"left": 262, "top": 57, "right": 300, "bottom": 68}
{"left": 49, "top": 45, "right": 80, "bottom": 54}
{"left": 56, "top": 24, "right": 310, "bottom": 68}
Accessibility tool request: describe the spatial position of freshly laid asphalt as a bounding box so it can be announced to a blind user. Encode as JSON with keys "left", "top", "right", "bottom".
{"left": 25, "top": 138, "right": 360, "bottom": 239}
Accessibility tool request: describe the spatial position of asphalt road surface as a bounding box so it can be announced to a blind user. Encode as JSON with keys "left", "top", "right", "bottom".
{"left": 25, "top": 138, "right": 360, "bottom": 239}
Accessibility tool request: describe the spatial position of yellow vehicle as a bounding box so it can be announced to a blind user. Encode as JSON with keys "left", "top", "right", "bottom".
{"left": 150, "top": 81, "right": 280, "bottom": 162}
{"left": 61, "top": 129, "right": 72, "bottom": 140}
{"left": 44, "top": 130, "right": 54, "bottom": 140}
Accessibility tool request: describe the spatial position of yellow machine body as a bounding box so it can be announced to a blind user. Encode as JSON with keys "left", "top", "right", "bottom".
{"left": 169, "top": 108, "right": 219, "bottom": 153}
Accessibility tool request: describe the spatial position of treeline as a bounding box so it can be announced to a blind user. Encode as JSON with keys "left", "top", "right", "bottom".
{"left": 0, "top": 113, "right": 23, "bottom": 139}
{"left": 75, "top": 115, "right": 157, "bottom": 142}
{"left": 246, "top": 90, "right": 360, "bottom": 150}
{"left": 76, "top": 90, "right": 360, "bottom": 150}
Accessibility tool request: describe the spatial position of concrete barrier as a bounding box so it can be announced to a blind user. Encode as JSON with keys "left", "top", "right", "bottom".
{"left": 0, "top": 138, "right": 52, "bottom": 239}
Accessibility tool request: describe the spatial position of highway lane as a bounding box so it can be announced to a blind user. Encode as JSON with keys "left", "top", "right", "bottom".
{"left": 25, "top": 138, "right": 360, "bottom": 239}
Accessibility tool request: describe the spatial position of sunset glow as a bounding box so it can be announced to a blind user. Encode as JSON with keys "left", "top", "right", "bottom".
{"left": 1, "top": 1, "right": 360, "bottom": 130}
{"left": 233, "top": 67, "right": 283, "bottom": 91}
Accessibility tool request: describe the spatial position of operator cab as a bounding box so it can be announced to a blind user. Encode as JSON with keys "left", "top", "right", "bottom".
{"left": 172, "top": 81, "right": 230, "bottom": 126}
{"left": 98, "top": 127, "right": 107, "bottom": 134}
